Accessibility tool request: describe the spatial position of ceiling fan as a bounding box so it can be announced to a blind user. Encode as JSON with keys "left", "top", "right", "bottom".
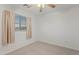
{"left": 23, "top": 4, "right": 56, "bottom": 12}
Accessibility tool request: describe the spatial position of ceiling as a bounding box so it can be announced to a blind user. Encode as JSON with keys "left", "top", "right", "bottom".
{"left": 8, "top": 4, "right": 79, "bottom": 15}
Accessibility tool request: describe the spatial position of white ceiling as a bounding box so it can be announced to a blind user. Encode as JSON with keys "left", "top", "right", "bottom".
{"left": 8, "top": 4, "right": 79, "bottom": 15}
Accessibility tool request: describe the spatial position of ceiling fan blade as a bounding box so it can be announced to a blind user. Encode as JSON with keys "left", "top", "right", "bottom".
{"left": 23, "top": 4, "right": 31, "bottom": 8}
{"left": 23, "top": 4, "right": 27, "bottom": 6}
{"left": 47, "top": 4, "right": 56, "bottom": 8}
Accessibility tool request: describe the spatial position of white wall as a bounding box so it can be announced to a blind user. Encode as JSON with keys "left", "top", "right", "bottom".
{"left": 0, "top": 5, "right": 37, "bottom": 54}
{"left": 37, "top": 6, "right": 79, "bottom": 51}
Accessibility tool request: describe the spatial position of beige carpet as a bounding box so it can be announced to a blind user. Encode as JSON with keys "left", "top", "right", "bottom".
{"left": 7, "top": 41, "right": 79, "bottom": 55}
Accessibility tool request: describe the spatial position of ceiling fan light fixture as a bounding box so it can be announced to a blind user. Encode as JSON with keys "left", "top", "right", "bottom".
{"left": 23, "top": 4, "right": 56, "bottom": 12}
{"left": 37, "top": 4, "right": 41, "bottom": 7}
{"left": 37, "top": 4, "right": 45, "bottom": 8}
{"left": 42, "top": 4, "right": 45, "bottom": 8}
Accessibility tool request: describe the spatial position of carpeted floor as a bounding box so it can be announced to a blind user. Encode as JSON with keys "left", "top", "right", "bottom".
{"left": 7, "top": 41, "right": 79, "bottom": 55}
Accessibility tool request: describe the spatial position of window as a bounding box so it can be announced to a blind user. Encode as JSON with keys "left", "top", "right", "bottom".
{"left": 15, "top": 14, "right": 27, "bottom": 31}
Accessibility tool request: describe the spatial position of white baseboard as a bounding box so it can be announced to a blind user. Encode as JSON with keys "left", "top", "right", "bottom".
{"left": 38, "top": 39, "right": 79, "bottom": 51}
{"left": 1, "top": 39, "right": 79, "bottom": 55}
{"left": 0, "top": 39, "right": 37, "bottom": 55}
